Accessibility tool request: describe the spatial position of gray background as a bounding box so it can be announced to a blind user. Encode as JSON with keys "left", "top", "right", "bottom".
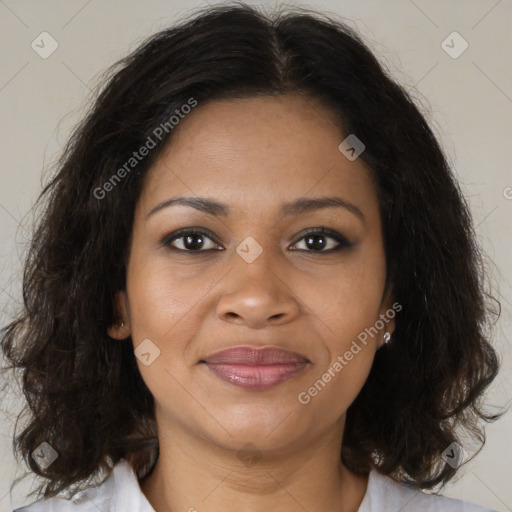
{"left": 0, "top": 0, "right": 510, "bottom": 510}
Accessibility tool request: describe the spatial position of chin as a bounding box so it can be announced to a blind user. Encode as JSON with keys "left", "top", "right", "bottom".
{"left": 207, "top": 409, "right": 314, "bottom": 452}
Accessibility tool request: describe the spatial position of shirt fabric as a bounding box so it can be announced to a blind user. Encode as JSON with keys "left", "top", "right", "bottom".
{"left": 13, "top": 458, "right": 498, "bottom": 512}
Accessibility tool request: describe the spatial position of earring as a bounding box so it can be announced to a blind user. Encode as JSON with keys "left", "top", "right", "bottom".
{"left": 383, "top": 332, "right": 391, "bottom": 344}
{"left": 118, "top": 321, "right": 125, "bottom": 328}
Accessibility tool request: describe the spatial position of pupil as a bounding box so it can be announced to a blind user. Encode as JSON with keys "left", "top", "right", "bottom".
{"left": 306, "top": 235, "right": 326, "bottom": 250}
{"left": 185, "top": 234, "right": 203, "bottom": 250}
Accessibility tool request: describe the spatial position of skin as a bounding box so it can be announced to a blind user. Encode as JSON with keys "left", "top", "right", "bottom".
{"left": 108, "top": 93, "right": 395, "bottom": 512}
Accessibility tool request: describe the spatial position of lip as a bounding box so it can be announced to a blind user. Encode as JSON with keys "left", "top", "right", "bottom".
{"left": 201, "top": 345, "right": 310, "bottom": 390}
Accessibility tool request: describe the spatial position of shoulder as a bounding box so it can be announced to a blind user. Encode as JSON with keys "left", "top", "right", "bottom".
{"left": 12, "top": 486, "right": 111, "bottom": 512}
{"left": 358, "top": 469, "right": 499, "bottom": 512}
{"left": 12, "top": 459, "right": 154, "bottom": 512}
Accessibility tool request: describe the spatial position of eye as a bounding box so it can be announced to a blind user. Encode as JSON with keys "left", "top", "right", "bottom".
{"left": 289, "top": 227, "right": 352, "bottom": 252}
{"left": 161, "top": 226, "right": 352, "bottom": 254}
{"left": 161, "top": 228, "right": 222, "bottom": 252}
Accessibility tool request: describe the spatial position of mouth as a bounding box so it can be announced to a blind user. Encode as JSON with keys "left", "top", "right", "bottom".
{"left": 200, "top": 345, "right": 310, "bottom": 390}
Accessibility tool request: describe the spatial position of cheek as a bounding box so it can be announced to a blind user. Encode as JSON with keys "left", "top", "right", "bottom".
{"left": 295, "top": 246, "right": 387, "bottom": 340}
{"left": 298, "top": 298, "right": 378, "bottom": 419}
{"left": 126, "top": 253, "right": 209, "bottom": 342}
{"left": 293, "top": 245, "right": 385, "bottom": 405}
{"left": 127, "top": 237, "right": 386, "bottom": 363}
{"left": 126, "top": 252, "right": 220, "bottom": 401}
{"left": 299, "top": 343, "right": 375, "bottom": 425}
{"left": 127, "top": 259, "right": 206, "bottom": 416}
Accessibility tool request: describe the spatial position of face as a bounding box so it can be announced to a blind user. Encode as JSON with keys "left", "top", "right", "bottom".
{"left": 109, "top": 94, "right": 395, "bottom": 455}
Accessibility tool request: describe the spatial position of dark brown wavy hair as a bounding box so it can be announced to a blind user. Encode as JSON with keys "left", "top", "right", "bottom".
{"left": 1, "top": 1, "right": 502, "bottom": 501}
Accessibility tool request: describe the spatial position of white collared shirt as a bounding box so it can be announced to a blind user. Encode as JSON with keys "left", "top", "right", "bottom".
{"left": 13, "top": 459, "right": 498, "bottom": 511}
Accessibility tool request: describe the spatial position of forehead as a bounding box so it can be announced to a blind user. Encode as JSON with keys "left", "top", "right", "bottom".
{"left": 138, "top": 94, "right": 379, "bottom": 220}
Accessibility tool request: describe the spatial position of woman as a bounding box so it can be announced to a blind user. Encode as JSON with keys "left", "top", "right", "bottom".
{"left": 1, "top": 3, "right": 502, "bottom": 511}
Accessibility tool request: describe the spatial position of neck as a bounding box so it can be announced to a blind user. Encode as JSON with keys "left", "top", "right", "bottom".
{"left": 139, "top": 416, "right": 368, "bottom": 512}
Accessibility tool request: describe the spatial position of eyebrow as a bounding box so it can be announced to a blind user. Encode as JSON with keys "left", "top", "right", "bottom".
{"left": 146, "top": 196, "right": 365, "bottom": 222}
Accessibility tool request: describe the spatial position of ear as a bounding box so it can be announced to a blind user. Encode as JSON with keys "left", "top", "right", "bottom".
{"left": 107, "top": 290, "right": 131, "bottom": 340}
{"left": 376, "top": 284, "right": 398, "bottom": 348}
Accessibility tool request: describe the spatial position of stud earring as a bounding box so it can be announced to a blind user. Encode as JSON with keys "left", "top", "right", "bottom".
{"left": 383, "top": 332, "right": 391, "bottom": 344}
{"left": 118, "top": 321, "right": 125, "bottom": 328}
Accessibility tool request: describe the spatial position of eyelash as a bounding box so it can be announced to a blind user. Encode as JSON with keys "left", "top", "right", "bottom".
{"left": 160, "top": 226, "right": 352, "bottom": 254}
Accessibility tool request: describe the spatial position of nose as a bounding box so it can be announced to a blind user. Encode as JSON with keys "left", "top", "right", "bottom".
{"left": 215, "top": 249, "right": 300, "bottom": 329}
